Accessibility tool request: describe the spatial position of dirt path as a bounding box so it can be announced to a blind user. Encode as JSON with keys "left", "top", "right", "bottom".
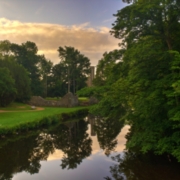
{"left": 0, "top": 107, "right": 44, "bottom": 113}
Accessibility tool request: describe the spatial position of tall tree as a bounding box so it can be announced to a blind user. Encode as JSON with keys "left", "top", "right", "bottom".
{"left": 48, "top": 62, "right": 67, "bottom": 97}
{"left": 10, "top": 41, "right": 43, "bottom": 95}
{"left": 0, "top": 58, "right": 31, "bottom": 102}
{"left": 0, "top": 67, "right": 16, "bottom": 106}
{"left": 38, "top": 55, "right": 53, "bottom": 97}
{"left": 91, "top": 0, "right": 180, "bottom": 160}
{"left": 57, "top": 46, "right": 91, "bottom": 94}
{"left": 93, "top": 50, "right": 123, "bottom": 86}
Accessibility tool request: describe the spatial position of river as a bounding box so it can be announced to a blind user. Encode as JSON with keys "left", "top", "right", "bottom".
{"left": 0, "top": 115, "right": 180, "bottom": 180}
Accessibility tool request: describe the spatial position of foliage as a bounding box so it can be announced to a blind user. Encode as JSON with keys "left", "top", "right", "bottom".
{"left": 77, "top": 86, "right": 109, "bottom": 99}
{"left": 0, "top": 40, "right": 51, "bottom": 96}
{"left": 38, "top": 55, "right": 53, "bottom": 97}
{"left": 11, "top": 41, "right": 44, "bottom": 95}
{"left": 0, "top": 67, "right": 16, "bottom": 106}
{"left": 93, "top": 50, "right": 124, "bottom": 86}
{"left": 0, "top": 58, "right": 31, "bottom": 102}
{"left": 0, "top": 40, "right": 92, "bottom": 98}
{"left": 57, "top": 46, "right": 91, "bottom": 94}
{"left": 48, "top": 62, "right": 67, "bottom": 97}
{"left": 91, "top": 0, "right": 180, "bottom": 161}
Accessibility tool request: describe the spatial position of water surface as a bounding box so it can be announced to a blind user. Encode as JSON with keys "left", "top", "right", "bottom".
{"left": 0, "top": 116, "right": 180, "bottom": 180}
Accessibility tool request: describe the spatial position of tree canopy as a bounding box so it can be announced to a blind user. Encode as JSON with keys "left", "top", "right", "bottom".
{"left": 90, "top": 0, "right": 180, "bottom": 161}
{"left": 0, "top": 57, "right": 31, "bottom": 103}
{"left": 57, "top": 46, "right": 91, "bottom": 94}
{"left": 0, "top": 67, "right": 16, "bottom": 106}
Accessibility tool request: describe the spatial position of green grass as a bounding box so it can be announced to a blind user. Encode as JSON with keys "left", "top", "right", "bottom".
{"left": 78, "top": 97, "right": 89, "bottom": 102}
{"left": 0, "top": 102, "right": 32, "bottom": 111}
{"left": 0, "top": 103, "right": 87, "bottom": 128}
{"left": 45, "top": 97, "right": 89, "bottom": 102}
{"left": 45, "top": 97, "right": 61, "bottom": 101}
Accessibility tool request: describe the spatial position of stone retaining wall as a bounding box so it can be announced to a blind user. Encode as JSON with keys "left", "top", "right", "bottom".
{"left": 28, "top": 92, "right": 79, "bottom": 107}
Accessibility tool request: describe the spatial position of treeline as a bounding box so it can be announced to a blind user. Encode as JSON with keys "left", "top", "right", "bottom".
{"left": 0, "top": 41, "right": 91, "bottom": 106}
{"left": 78, "top": 0, "right": 180, "bottom": 161}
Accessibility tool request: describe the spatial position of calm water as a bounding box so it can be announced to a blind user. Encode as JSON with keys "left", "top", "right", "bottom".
{"left": 0, "top": 115, "right": 180, "bottom": 180}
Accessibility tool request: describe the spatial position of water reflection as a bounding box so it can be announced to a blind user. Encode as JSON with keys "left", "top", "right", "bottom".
{"left": 0, "top": 133, "right": 41, "bottom": 179}
{"left": 106, "top": 151, "right": 180, "bottom": 180}
{"left": 48, "top": 120, "right": 92, "bottom": 169}
{"left": 92, "top": 115, "right": 124, "bottom": 156}
{"left": 0, "top": 115, "right": 180, "bottom": 180}
{"left": 0, "top": 117, "right": 93, "bottom": 179}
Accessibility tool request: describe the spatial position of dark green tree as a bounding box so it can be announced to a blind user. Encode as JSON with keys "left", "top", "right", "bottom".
{"left": 91, "top": 0, "right": 180, "bottom": 160}
{"left": 10, "top": 41, "right": 43, "bottom": 95}
{"left": 0, "top": 67, "right": 16, "bottom": 106}
{"left": 93, "top": 50, "right": 123, "bottom": 86}
{"left": 48, "top": 62, "right": 67, "bottom": 97}
{"left": 57, "top": 46, "right": 91, "bottom": 94}
{"left": 38, "top": 55, "right": 53, "bottom": 97}
{"left": 0, "top": 40, "right": 13, "bottom": 56}
{"left": 0, "top": 58, "right": 31, "bottom": 102}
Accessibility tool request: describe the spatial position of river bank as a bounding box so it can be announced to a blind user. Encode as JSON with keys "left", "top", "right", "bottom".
{"left": 0, "top": 102, "right": 89, "bottom": 136}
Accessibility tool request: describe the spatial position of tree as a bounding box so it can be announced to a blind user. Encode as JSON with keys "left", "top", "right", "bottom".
{"left": 48, "top": 62, "right": 67, "bottom": 97}
{"left": 93, "top": 50, "right": 123, "bottom": 86}
{"left": 0, "top": 40, "right": 13, "bottom": 56}
{"left": 10, "top": 41, "right": 43, "bottom": 95}
{"left": 57, "top": 46, "right": 91, "bottom": 94}
{"left": 0, "top": 67, "right": 16, "bottom": 106}
{"left": 0, "top": 40, "right": 45, "bottom": 96}
{"left": 91, "top": 0, "right": 180, "bottom": 160}
{"left": 0, "top": 58, "right": 31, "bottom": 102}
{"left": 111, "top": 0, "right": 180, "bottom": 51}
{"left": 38, "top": 55, "right": 53, "bottom": 97}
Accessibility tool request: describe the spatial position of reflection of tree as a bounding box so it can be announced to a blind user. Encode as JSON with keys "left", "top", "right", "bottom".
{"left": 0, "top": 133, "right": 42, "bottom": 180}
{"left": 0, "top": 117, "right": 92, "bottom": 178}
{"left": 49, "top": 120, "right": 92, "bottom": 169}
{"left": 94, "top": 117, "right": 124, "bottom": 156}
{"left": 105, "top": 151, "right": 180, "bottom": 180}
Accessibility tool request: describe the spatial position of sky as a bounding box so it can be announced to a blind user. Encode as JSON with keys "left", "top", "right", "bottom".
{"left": 0, "top": 0, "right": 126, "bottom": 66}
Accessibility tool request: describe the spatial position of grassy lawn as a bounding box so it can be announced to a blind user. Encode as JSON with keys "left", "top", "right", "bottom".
{"left": 0, "top": 103, "right": 86, "bottom": 128}
{"left": 45, "top": 97, "right": 61, "bottom": 101}
{"left": 78, "top": 97, "right": 89, "bottom": 102}
{"left": 45, "top": 97, "right": 89, "bottom": 102}
{"left": 0, "top": 102, "right": 32, "bottom": 111}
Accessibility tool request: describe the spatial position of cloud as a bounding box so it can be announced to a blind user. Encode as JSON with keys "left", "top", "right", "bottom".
{"left": 0, "top": 18, "right": 120, "bottom": 66}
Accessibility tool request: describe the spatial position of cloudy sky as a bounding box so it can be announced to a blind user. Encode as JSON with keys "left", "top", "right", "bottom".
{"left": 0, "top": 0, "right": 126, "bottom": 66}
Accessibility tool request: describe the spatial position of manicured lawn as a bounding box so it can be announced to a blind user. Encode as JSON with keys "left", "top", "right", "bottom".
{"left": 0, "top": 102, "right": 31, "bottom": 111}
{"left": 0, "top": 103, "right": 86, "bottom": 128}
{"left": 45, "top": 97, "right": 61, "bottom": 101}
{"left": 78, "top": 97, "right": 89, "bottom": 102}
{"left": 45, "top": 97, "right": 89, "bottom": 102}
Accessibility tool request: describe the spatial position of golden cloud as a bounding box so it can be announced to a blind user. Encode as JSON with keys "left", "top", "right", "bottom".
{"left": 0, "top": 18, "right": 120, "bottom": 65}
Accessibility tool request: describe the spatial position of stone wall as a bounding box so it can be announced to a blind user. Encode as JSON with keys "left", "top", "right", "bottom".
{"left": 28, "top": 92, "right": 79, "bottom": 107}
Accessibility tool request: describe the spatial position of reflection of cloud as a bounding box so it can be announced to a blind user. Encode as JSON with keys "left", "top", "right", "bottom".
{"left": 0, "top": 18, "right": 119, "bottom": 65}
{"left": 116, "top": 125, "right": 130, "bottom": 152}
{"left": 47, "top": 149, "right": 64, "bottom": 161}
